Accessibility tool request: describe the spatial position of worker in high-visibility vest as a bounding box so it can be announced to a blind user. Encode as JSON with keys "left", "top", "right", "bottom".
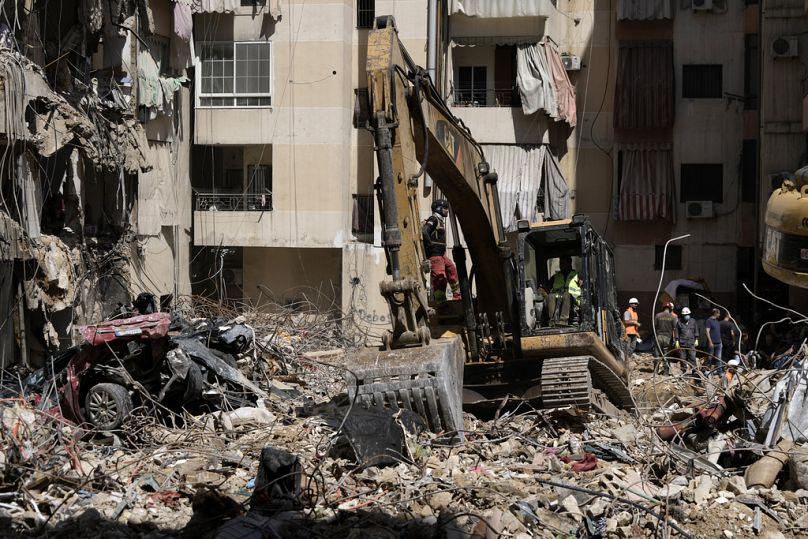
{"left": 544, "top": 255, "right": 581, "bottom": 325}
{"left": 623, "top": 298, "right": 641, "bottom": 355}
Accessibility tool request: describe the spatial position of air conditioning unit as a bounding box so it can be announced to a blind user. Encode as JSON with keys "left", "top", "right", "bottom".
{"left": 686, "top": 200, "right": 715, "bottom": 219}
{"left": 692, "top": 0, "right": 713, "bottom": 11}
{"left": 561, "top": 53, "right": 581, "bottom": 71}
{"left": 771, "top": 36, "right": 798, "bottom": 58}
{"left": 222, "top": 268, "right": 243, "bottom": 286}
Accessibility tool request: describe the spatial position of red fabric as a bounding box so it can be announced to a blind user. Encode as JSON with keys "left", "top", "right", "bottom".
{"left": 560, "top": 452, "right": 598, "bottom": 472}
{"left": 429, "top": 255, "right": 459, "bottom": 295}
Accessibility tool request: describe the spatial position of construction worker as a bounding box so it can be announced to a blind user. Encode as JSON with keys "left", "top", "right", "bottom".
{"left": 544, "top": 255, "right": 581, "bottom": 325}
{"left": 422, "top": 199, "right": 461, "bottom": 303}
{"left": 654, "top": 302, "right": 677, "bottom": 374}
{"left": 675, "top": 306, "right": 699, "bottom": 373}
{"left": 623, "top": 298, "right": 641, "bottom": 355}
{"left": 705, "top": 308, "right": 723, "bottom": 375}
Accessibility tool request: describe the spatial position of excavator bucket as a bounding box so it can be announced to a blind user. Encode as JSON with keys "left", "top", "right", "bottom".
{"left": 345, "top": 336, "right": 465, "bottom": 435}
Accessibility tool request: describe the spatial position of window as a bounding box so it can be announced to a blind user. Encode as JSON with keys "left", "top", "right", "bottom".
{"left": 682, "top": 64, "right": 722, "bottom": 98}
{"left": 352, "top": 194, "right": 374, "bottom": 239}
{"left": 613, "top": 41, "right": 674, "bottom": 129}
{"left": 146, "top": 35, "right": 171, "bottom": 76}
{"left": 198, "top": 42, "right": 272, "bottom": 107}
{"left": 241, "top": 0, "right": 266, "bottom": 5}
{"left": 654, "top": 245, "right": 682, "bottom": 271}
{"left": 456, "top": 66, "right": 487, "bottom": 106}
{"left": 357, "top": 0, "right": 375, "bottom": 29}
{"left": 680, "top": 164, "right": 723, "bottom": 203}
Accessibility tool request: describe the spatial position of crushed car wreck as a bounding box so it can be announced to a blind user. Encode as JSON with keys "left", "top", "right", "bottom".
{"left": 7, "top": 310, "right": 266, "bottom": 430}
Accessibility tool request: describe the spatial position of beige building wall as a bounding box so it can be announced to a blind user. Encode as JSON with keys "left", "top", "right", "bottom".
{"left": 129, "top": 0, "right": 194, "bottom": 300}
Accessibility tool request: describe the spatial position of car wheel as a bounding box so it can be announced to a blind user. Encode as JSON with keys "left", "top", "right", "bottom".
{"left": 85, "top": 383, "right": 132, "bottom": 430}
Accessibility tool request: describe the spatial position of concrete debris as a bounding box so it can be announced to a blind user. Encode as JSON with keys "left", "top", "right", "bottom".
{"left": 2, "top": 325, "right": 808, "bottom": 538}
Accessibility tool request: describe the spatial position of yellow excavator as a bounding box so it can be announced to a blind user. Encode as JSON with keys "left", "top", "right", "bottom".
{"left": 348, "top": 18, "right": 634, "bottom": 432}
{"left": 763, "top": 175, "right": 808, "bottom": 289}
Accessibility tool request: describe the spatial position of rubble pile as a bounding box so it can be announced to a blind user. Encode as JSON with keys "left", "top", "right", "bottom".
{"left": 1, "top": 301, "right": 808, "bottom": 538}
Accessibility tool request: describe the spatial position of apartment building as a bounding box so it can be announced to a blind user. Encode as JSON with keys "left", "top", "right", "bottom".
{"left": 188, "top": 0, "right": 808, "bottom": 340}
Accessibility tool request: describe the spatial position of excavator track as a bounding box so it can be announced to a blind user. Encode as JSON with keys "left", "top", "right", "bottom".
{"left": 541, "top": 356, "right": 635, "bottom": 414}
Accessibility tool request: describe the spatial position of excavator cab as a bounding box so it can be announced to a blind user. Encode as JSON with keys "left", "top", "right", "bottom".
{"left": 515, "top": 216, "right": 626, "bottom": 361}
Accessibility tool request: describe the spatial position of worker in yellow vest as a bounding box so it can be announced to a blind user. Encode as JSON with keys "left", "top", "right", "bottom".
{"left": 544, "top": 255, "right": 581, "bottom": 325}
{"left": 623, "top": 298, "right": 641, "bottom": 355}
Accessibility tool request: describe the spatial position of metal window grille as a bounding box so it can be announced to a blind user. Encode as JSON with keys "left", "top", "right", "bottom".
{"left": 357, "top": 0, "right": 375, "bottom": 29}
{"left": 199, "top": 42, "right": 272, "bottom": 107}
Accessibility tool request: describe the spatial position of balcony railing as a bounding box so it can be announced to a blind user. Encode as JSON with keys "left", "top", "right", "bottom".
{"left": 195, "top": 192, "right": 273, "bottom": 211}
{"left": 452, "top": 87, "right": 522, "bottom": 108}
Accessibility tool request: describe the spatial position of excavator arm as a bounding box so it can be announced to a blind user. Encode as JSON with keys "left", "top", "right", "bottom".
{"left": 366, "top": 17, "right": 516, "bottom": 351}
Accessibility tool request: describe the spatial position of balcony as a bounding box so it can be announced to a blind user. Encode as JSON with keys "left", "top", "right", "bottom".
{"left": 450, "top": 0, "right": 552, "bottom": 19}
{"left": 195, "top": 192, "right": 273, "bottom": 212}
{"left": 452, "top": 87, "right": 522, "bottom": 108}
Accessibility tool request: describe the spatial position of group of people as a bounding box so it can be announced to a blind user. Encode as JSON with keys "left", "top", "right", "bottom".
{"left": 624, "top": 298, "right": 744, "bottom": 376}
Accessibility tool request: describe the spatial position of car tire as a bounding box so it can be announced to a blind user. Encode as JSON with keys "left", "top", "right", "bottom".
{"left": 85, "top": 383, "right": 133, "bottom": 430}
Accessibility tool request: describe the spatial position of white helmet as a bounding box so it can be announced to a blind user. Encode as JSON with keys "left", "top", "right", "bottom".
{"left": 681, "top": 307, "right": 691, "bottom": 315}
{"left": 629, "top": 297, "right": 639, "bottom": 305}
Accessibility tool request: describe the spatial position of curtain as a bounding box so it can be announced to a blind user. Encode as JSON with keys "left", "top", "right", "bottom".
{"left": 194, "top": 0, "right": 282, "bottom": 19}
{"left": 173, "top": 1, "right": 193, "bottom": 42}
{"left": 617, "top": 0, "right": 673, "bottom": 20}
{"left": 545, "top": 44, "right": 577, "bottom": 127}
{"left": 616, "top": 143, "right": 675, "bottom": 222}
{"left": 613, "top": 41, "right": 674, "bottom": 129}
{"left": 516, "top": 43, "right": 556, "bottom": 118}
{"left": 483, "top": 144, "right": 570, "bottom": 231}
{"left": 450, "top": 0, "right": 550, "bottom": 18}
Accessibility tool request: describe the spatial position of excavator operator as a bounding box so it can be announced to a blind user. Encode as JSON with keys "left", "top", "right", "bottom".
{"left": 543, "top": 255, "right": 581, "bottom": 325}
{"left": 422, "top": 199, "right": 461, "bottom": 303}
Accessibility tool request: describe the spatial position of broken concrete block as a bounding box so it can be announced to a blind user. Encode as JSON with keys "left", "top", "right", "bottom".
{"left": 694, "top": 475, "right": 714, "bottom": 506}
{"left": 560, "top": 495, "right": 583, "bottom": 522}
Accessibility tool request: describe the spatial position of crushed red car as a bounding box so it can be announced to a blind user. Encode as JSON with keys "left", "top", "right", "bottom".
{"left": 11, "top": 312, "right": 266, "bottom": 431}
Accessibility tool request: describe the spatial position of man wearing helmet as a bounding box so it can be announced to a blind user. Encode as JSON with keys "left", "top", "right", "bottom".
{"left": 422, "top": 199, "right": 461, "bottom": 303}
{"left": 676, "top": 306, "right": 699, "bottom": 373}
{"left": 623, "top": 298, "right": 641, "bottom": 355}
{"left": 654, "top": 302, "right": 677, "bottom": 374}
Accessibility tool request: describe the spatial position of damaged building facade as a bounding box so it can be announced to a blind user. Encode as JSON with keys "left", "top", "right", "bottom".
{"left": 0, "top": 0, "right": 193, "bottom": 367}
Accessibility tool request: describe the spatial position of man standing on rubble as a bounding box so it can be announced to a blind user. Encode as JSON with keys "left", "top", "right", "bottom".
{"left": 720, "top": 311, "right": 737, "bottom": 364}
{"left": 676, "top": 307, "right": 699, "bottom": 374}
{"left": 623, "top": 298, "right": 641, "bottom": 355}
{"left": 422, "top": 199, "right": 461, "bottom": 303}
{"left": 654, "top": 302, "right": 677, "bottom": 374}
{"left": 705, "top": 308, "right": 723, "bottom": 375}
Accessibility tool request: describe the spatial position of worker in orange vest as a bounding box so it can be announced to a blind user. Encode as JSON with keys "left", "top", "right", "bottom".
{"left": 623, "top": 298, "right": 641, "bottom": 355}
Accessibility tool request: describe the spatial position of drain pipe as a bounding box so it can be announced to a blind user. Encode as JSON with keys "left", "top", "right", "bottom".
{"left": 424, "top": 0, "right": 438, "bottom": 196}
